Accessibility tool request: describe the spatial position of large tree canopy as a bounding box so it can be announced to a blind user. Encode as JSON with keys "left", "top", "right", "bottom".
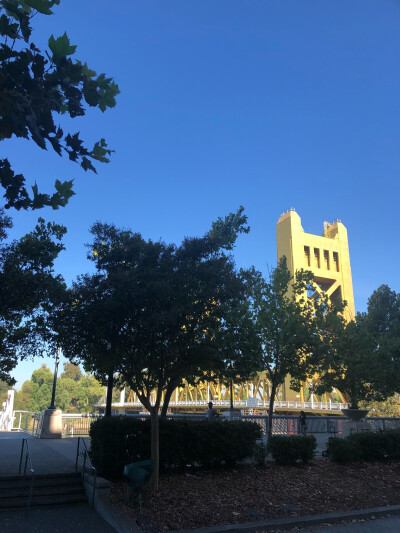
{"left": 249, "top": 257, "right": 338, "bottom": 436}
{"left": 0, "top": 0, "right": 119, "bottom": 383}
{"left": 0, "top": 0, "right": 119, "bottom": 210}
{"left": 0, "top": 209, "right": 66, "bottom": 382}
{"left": 56, "top": 207, "right": 250, "bottom": 489}
{"left": 314, "top": 285, "right": 400, "bottom": 409}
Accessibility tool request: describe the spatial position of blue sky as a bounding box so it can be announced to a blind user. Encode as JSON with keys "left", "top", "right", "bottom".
{"left": 4, "top": 0, "right": 400, "bottom": 386}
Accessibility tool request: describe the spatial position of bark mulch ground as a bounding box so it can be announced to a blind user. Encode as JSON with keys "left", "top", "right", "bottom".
{"left": 108, "top": 459, "right": 400, "bottom": 531}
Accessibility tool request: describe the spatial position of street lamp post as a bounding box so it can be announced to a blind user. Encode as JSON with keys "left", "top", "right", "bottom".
{"left": 39, "top": 345, "right": 63, "bottom": 438}
{"left": 49, "top": 345, "right": 61, "bottom": 410}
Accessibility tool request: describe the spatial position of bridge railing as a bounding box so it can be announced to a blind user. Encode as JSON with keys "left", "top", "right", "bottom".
{"left": 101, "top": 400, "right": 349, "bottom": 411}
{"left": 11, "top": 410, "right": 400, "bottom": 438}
{"left": 242, "top": 415, "right": 400, "bottom": 435}
{"left": 61, "top": 414, "right": 102, "bottom": 437}
{"left": 12, "top": 411, "right": 41, "bottom": 436}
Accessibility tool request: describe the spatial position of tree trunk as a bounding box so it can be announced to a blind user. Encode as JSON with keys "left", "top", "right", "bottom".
{"left": 105, "top": 372, "right": 114, "bottom": 417}
{"left": 267, "top": 382, "right": 277, "bottom": 438}
{"left": 160, "top": 383, "right": 175, "bottom": 417}
{"left": 149, "top": 407, "right": 160, "bottom": 491}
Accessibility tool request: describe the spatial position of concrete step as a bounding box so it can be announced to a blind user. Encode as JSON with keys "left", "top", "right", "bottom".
{"left": 0, "top": 473, "right": 87, "bottom": 509}
{"left": 0, "top": 492, "right": 88, "bottom": 509}
{"left": 0, "top": 485, "right": 85, "bottom": 499}
{"left": 0, "top": 473, "right": 82, "bottom": 490}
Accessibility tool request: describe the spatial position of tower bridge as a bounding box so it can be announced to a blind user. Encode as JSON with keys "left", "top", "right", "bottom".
{"left": 106, "top": 210, "right": 354, "bottom": 415}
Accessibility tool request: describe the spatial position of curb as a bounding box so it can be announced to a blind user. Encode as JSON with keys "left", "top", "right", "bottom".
{"left": 95, "top": 494, "right": 141, "bottom": 533}
{"left": 171, "top": 505, "right": 400, "bottom": 532}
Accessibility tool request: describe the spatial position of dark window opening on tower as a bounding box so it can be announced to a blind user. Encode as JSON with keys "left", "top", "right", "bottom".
{"left": 314, "top": 248, "right": 320, "bottom": 268}
{"left": 304, "top": 246, "right": 310, "bottom": 267}
{"left": 333, "top": 252, "right": 339, "bottom": 272}
{"left": 324, "top": 250, "right": 330, "bottom": 270}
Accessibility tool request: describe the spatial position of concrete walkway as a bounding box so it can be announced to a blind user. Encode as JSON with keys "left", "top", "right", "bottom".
{"left": 0, "top": 432, "right": 117, "bottom": 532}
{"left": 2, "top": 432, "right": 398, "bottom": 533}
{"left": 0, "top": 503, "right": 117, "bottom": 532}
{"left": 0, "top": 431, "right": 86, "bottom": 476}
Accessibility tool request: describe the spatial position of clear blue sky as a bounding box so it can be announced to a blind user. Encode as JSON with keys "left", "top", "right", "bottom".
{"left": 4, "top": 0, "right": 400, "bottom": 387}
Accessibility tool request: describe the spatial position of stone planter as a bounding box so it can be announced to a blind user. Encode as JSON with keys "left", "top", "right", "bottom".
{"left": 341, "top": 408, "right": 369, "bottom": 421}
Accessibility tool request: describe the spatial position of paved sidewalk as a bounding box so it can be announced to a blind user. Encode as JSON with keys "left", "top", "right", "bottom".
{"left": 0, "top": 503, "right": 116, "bottom": 532}
{"left": 297, "top": 515, "right": 400, "bottom": 532}
{"left": 0, "top": 433, "right": 117, "bottom": 531}
{"left": 0, "top": 432, "right": 87, "bottom": 476}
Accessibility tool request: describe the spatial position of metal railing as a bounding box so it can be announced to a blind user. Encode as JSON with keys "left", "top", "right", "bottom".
{"left": 114, "top": 413, "right": 400, "bottom": 436}
{"left": 75, "top": 437, "right": 97, "bottom": 507}
{"left": 10, "top": 410, "right": 398, "bottom": 439}
{"left": 62, "top": 414, "right": 102, "bottom": 437}
{"left": 0, "top": 390, "right": 15, "bottom": 431}
{"left": 99, "top": 399, "right": 349, "bottom": 411}
{"left": 243, "top": 415, "right": 400, "bottom": 435}
{"left": 18, "top": 438, "right": 35, "bottom": 509}
{"left": 12, "top": 411, "right": 41, "bottom": 436}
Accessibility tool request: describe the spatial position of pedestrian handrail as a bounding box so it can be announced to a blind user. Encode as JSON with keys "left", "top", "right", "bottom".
{"left": 18, "top": 438, "right": 35, "bottom": 509}
{"left": 12, "top": 410, "right": 41, "bottom": 436}
{"left": 75, "top": 436, "right": 97, "bottom": 507}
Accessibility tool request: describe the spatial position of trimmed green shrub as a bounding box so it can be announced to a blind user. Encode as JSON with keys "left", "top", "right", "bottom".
{"left": 89, "top": 416, "right": 261, "bottom": 478}
{"left": 267, "top": 435, "right": 316, "bottom": 465}
{"left": 253, "top": 442, "right": 267, "bottom": 467}
{"left": 328, "top": 430, "right": 400, "bottom": 463}
{"left": 327, "top": 437, "right": 359, "bottom": 463}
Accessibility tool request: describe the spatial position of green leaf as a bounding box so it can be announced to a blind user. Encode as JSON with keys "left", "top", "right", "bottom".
{"left": 91, "top": 138, "right": 113, "bottom": 163}
{"left": 48, "top": 32, "right": 77, "bottom": 65}
{"left": 96, "top": 76, "right": 120, "bottom": 112}
{"left": 24, "top": 0, "right": 54, "bottom": 15}
{"left": 80, "top": 61, "right": 97, "bottom": 79}
{"left": 0, "top": 14, "right": 19, "bottom": 39}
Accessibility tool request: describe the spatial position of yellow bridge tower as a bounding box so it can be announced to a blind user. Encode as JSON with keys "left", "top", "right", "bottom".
{"left": 276, "top": 208, "right": 355, "bottom": 322}
{"left": 277, "top": 208, "right": 355, "bottom": 403}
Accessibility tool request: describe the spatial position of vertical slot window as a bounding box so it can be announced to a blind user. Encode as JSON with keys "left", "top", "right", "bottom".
{"left": 323, "top": 250, "right": 330, "bottom": 270}
{"left": 314, "top": 248, "right": 320, "bottom": 268}
{"left": 304, "top": 246, "right": 310, "bottom": 267}
{"left": 333, "top": 252, "right": 339, "bottom": 272}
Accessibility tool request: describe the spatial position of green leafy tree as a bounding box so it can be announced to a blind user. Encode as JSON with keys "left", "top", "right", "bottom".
{"left": 14, "top": 363, "right": 104, "bottom": 412}
{"left": 31, "top": 363, "right": 52, "bottom": 386}
{"left": 73, "top": 375, "right": 105, "bottom": 413}
{"left": 207, "top": 287, "right": 261, "bottom": 410}
{"left": 0, "top": 212, "right": 66, "bottom": 383}
{"left": 314, "top": 285, "right": 400, "bottom": 409}
{"left": 0, "top": 0, "right": 119, "bottom": 210}
{"left": 60, "top": 362, "right": 83, "bottom": 382}
{"left": 0, "top": 0, "right": 119, "bottom": 383}
{"left": 313, "top": 314, "right": 376, "bottom": 409}
{"left": 55, "top": 273, "right": 126, "bottom": 417}
{"left": 360, "top": 396, "right": 400, "bottom": 418}
{"left": 56, "top": 208, "right": 250, "bottom": 490}
{"left": 250, "top": 257, "right": 334, "bottom": 437}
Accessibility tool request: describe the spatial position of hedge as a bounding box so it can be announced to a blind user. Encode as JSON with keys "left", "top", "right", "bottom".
{"left": 328, "top": 430, "right": 400, "bottom": 463}
{"left": 89, "top": 416, "right": 262, "bottom": 478}
{"left": 267, "top": 435, "right": 316, "bottom": 465}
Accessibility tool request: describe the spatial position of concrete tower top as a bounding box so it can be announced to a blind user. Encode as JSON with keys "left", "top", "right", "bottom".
{"left": 276, "top": 210, "right": 355, "bottom": 322}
